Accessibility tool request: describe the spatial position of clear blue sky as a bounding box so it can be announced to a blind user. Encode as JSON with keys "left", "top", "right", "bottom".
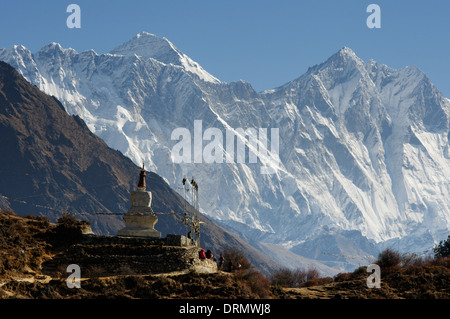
{"left": 1, "top": 0, "right": 450, "bottom": 96}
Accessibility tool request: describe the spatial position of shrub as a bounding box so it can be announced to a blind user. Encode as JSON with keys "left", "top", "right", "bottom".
{"left": 222, "top": 248, "right": 251, "bottom": 272}
{"left": 428, "top": 256, "right": 450, "bottom": 268}
{"left": 270, "top": 268, "right": 303, "bottom": 287}
{"left": 306, "top": 268, "right": 319, "bottom": 281}
{"left": 400, "top": 253, "right": 420, "bottom": 267}
{"left": 270, "top": 267, "right": 320, "bottom": 288}
{"left": 44, "top": 212, "right": 90, "bottom": 249}
{"left": 302, "top": 277, "right": 333, "bottom": 287}
{"left": 57, "top": 212, "right": 82, "bottom": 228}
{"left": 334, "top": 272, "right": 352, "bottom": 282}
{"left": 236, "top": 268, "right": 271, "bottom": 298}
{"left": 375, "top": 248, "right": 402, "bottom": 269}
{"left": 222, "top": 248, "right": 271, "bottom": 297}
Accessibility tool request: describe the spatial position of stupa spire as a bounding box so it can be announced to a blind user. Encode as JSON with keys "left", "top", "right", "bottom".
{"left": 137, "top": 163, "right": 146, "bottom": 190}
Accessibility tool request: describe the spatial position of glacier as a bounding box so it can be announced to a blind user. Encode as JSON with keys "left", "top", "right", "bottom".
{"left": 1, "top": 32, "right": 449, "bottom": 273}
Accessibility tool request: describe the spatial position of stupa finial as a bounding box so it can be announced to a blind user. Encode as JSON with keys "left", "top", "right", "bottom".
{"left": 137, "top": 163, "right": 146, "bottom": 190}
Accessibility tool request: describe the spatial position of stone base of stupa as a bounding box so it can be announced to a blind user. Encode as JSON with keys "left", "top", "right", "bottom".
{"left": 117, "top": 215, "right": 161, "bottom": 238}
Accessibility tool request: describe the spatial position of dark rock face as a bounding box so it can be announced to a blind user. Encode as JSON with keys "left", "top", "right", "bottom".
{"left": 0, "top": 60, "right": 134, "bottom": 232}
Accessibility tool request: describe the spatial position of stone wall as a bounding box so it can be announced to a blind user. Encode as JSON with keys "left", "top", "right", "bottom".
{"left": 42, "top": 234, "right": 217, "bottom": 277}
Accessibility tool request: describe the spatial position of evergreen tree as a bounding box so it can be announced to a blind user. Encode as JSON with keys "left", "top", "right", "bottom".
{"left": 433, "top": 235, "right": 450, "bottom": 258}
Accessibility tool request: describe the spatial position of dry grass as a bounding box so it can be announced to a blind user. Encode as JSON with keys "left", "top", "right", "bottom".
{"left": 0, "top": 212, "right": 52, "bottom": 277}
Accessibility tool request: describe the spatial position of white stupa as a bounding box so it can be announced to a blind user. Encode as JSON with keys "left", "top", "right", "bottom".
{"left": 117, "top": 164, "right": 161, "bottom": 238}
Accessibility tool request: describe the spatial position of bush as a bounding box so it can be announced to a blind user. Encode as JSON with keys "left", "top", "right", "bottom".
{"left": 57, "top": 212, "right": 83, "bottom": 228}
{"left": 302, "top": 277, "right": 333, "bottom": 287}
{"left": 271, "top": 268, "right": 303, "bottom": 287}
{"left": 428, "top": 256, "right": 450, "bottom": 268}
{"left": 236, "top": 268, "right": 272, "bottom": 298}
{"left": 270, "top": 267, "right": 320, "bottom": 288}
{"left": 306, "top": 268, "right": 319, "bottom": 281}
{"left": 400, "top": 253, "right": 421, "bottom": 267}
{"left": 375, "top": 248, "right": 402, "bottom": 269}
{"left": 44, "top": 212, "right": 90, "bottom": 249}
{"left": 334, "top": 272, "right": 352, "bottom": 282}
{"left": 222, "top": 248, "right": 271, "bottom": 297}
{"left": 222, "top": 248, "right": 251, "bottom": 272}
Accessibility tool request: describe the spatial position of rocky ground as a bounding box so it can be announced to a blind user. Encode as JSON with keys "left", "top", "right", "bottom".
{"left": 1, "top": 211, "right": 449, "bottom": 299}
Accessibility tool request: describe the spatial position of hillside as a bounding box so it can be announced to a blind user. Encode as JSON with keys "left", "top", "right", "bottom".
{"left": 1, "top": 211, "right": 449, "bottom": 300}
{"left": 0, "top": 211, "right": 270, "bottom": 299}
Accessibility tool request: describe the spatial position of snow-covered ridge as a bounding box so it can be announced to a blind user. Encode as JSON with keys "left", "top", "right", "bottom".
{"left": 0, "top": 35, "right": 448, "bottom": 273}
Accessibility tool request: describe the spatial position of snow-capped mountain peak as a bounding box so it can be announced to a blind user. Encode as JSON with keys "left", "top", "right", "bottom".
{"left": 110, "top": 32, "right": 220, "bottom": 83}
{"left": 39, "top": 42, "right": 64, "bottom": 52}
{"left": 336, "top": 46, "right": 360, "bottom": 60}
{"left": 110, "top": 32, "right": 177, "bottom": 61}
{"left": 315, "top": 47, "right": 365, "bottom": 76}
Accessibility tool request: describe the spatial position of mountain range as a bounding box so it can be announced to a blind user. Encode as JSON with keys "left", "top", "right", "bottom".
{"left": 1, "top": 32, "right": 449, "bottom": 272}
{"left": 0, "top": 60, "right": 292, "bottom": 276}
